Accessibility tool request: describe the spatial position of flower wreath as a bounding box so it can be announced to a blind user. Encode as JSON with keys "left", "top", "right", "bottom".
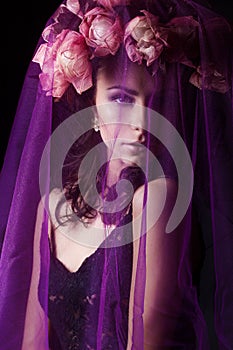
{"left": 33, "top": 0, "right": 229, "bottom": 98}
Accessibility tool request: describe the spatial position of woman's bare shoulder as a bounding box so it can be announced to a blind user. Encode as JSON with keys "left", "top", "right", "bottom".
{"left": 49, "top": 187, "right": 64, "bottom": 206}
{"left": 132, "top": 177, "right": 177, "bottom": 216}
{"left": 38, "top": 187, "right": 63, "bottom": 210}
{"left": 37, "top": 188, "right": 67, "bottom": 224}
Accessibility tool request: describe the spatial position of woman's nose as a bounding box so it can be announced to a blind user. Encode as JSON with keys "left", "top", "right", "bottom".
{"left": 130, "top": 125, "right": 146, "bottom": 143}
{"left": 130, "top": 104, "right": 147, "bottom": 139}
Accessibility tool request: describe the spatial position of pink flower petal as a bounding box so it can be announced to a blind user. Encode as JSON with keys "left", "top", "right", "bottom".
{"left": 124, "top": 12, "right": 165, "bottom": 66}
{"left": 80, "top": 7, "right": 123, "bottom": 56}
{"left": 66, "top": 0, "right": 80, "bottom": 15}
{"left": 95, "top": 0, "right": 130, "bottom": 9}
{"left": 189, "top": 65, "right": 229, "bottom": 94}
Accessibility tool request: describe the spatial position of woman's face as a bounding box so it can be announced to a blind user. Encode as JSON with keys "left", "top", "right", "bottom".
{"left": 95, "top": 60, "right": 154, "bottom": 167}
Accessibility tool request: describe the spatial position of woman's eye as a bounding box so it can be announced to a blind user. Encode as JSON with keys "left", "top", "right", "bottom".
{"left": 111, "top": 94, "right": 135, "bottom": 104}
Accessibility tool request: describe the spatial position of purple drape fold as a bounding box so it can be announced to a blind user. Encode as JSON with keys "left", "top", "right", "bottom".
{"left": 1, "top": 1, "right": 233, "bottom": 349}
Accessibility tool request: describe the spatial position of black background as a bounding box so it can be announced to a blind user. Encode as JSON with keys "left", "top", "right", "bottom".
{"left": 2, "top": 0, "right": 233, "bottom": 168}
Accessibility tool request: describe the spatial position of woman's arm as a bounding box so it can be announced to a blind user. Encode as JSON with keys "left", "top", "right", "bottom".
{"left": 22, "top": 196, "right": 52, "bottom": 349}
{"left": 127, "top": 177, "right": 186, "bottom": 349}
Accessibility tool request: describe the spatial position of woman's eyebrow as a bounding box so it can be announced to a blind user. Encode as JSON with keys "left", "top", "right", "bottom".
{"left": 107, "top": 85, "right": 139, "bottom": 96}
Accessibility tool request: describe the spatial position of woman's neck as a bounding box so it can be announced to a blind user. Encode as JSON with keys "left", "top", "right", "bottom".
{"left": 105, "top": 159, "right": 127, "bottom": 187}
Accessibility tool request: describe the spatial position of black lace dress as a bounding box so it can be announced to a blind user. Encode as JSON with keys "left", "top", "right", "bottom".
{"left": 48, "top": 212, "right": 133, "bottom": 350}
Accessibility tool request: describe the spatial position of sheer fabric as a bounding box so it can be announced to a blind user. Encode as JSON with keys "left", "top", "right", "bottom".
{"left": 0, "top": 0, "right": 233, "bottom": 349}
{"left": 48, "top": 209, "right": 133, "bottom": 350}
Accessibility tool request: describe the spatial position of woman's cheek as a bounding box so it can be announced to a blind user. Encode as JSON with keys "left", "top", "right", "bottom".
{"left": 96, "top": 102, "right": 127, "bottom": 125}
{"left": 99, "top": 125, "right": 115, "bottom": 144}
{"left": 100, "top": 124, "right": 128, "bottom": 148}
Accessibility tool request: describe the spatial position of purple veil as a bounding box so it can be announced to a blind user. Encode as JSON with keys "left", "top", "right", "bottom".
{"left": 1, "top": 0, "right": 233, "bottom": 349}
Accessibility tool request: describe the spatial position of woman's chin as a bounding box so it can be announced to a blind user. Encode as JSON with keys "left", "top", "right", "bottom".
{"left": 119, "top": 156, "right": 145, "bottom": 168}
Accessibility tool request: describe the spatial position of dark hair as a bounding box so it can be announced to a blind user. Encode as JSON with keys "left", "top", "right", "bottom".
{"left": 63, "top": 139, "right": 146, "bottom": 226}
{"left": 56, "top": 60, "right": 148, "bottom": 226}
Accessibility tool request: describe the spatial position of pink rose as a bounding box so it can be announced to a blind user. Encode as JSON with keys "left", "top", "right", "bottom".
{"left": 33, "top": 29, "right": 93, "bottom": 97}
{"left": 124, "top": 10, "right": 169, "bottom": 66}
{"left": 189, "top": 64, "right": 229, "bottom": 94}
{"left": 94, "top": 0, "right": 130, "bottom": 9}
{"left": 66, "top": 0, "right": 81, "bottom": 15}
{"left": 164, "top": 16, "right": 200, "bottom": 68}
{"left": 41, "top": 0, "right": 82, "bottom": 44}
{"left": 79, "top": 7, "right": 123, "bottom": 56}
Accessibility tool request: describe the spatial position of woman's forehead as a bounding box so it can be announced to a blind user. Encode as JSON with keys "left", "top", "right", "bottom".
{"left": 97, "top": 60, "right": 155, "bottom": 94}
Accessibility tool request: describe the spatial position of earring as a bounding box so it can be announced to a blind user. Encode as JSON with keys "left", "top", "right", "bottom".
{"left": 93, "top": 115, "right": 100, "bottom": 132}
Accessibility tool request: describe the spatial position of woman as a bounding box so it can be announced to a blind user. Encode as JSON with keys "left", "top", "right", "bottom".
{"left": 45, "top": 55, "right": 162, "bottom": 350}
{"left": 25, "top": 42, "right": 184, "bottom": 350}
{"left": 1, "top": 0, "right": 232, "bottom": 349}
